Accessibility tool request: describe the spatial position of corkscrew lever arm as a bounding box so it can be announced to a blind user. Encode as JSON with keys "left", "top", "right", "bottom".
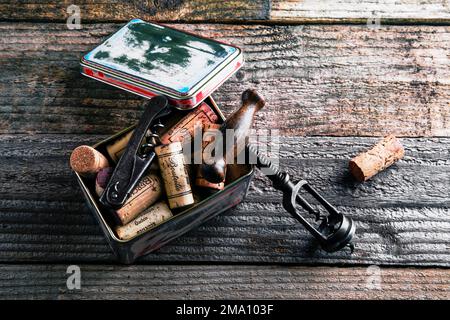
{"left": 248, "top": 144, "right": 356, "bottom": 253}
{"left": 100, "top": 96, "right": 171, "bottom": 209}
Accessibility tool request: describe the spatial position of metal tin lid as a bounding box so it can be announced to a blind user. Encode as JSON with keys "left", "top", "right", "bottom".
{"left": 81, "top": 19, "right": 243, "bottom": 109}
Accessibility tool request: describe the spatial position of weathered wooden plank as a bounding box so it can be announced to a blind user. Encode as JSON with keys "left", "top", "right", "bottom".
{"left": 0, "top": 0, "right": 271, "bottom": 23}
{"left": 1, "top": 23, "right": 449, "bottom": 136}
{"left": 1, "top": 1, "right": 450, "bottom": 23}
{"left": 0, "top": 134, "right": 449, "bottom": 265}
{"left": 0, "top": 264, "right": 448, "bottom": 300}
{"left": 271, "top": 0, "right": 450, "bottom": 24}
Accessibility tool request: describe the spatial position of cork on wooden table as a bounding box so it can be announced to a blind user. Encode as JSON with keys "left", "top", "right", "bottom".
{"left": 349, "top": 135, "right": 405, "bottom": 182}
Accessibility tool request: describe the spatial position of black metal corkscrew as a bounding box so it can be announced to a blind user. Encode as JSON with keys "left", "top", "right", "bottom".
{"left": 199, "top": 89, "right": 355, "bottom": 253}
{"left": 100, "top": 96, "right": 172, "bottom": 209}
{"left": 248, "top": 144, "right": 356, "bottom": 253}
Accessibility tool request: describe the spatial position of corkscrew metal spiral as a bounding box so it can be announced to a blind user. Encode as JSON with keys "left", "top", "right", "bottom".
{"left": 247, "top": 144, "right": 355, "bottom": 253}
{"left": 139, "top": 120, "right": 165, "bottom": 157}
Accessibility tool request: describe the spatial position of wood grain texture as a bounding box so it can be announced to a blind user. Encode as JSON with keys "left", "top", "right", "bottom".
{"left": 0, "top": 264, "right": 448, "bottom": 299}
{"left": 1, "top": 1, "right": 450, "bottom": 23}
{"left": 1, "top": 23, "right": 449, "bottom": 136}
{"left": 0, "top": 0, "right": 270, "bottom": 22}
{"left": 271, "top": 0, "right": 450, "bottom": 24}
{"left": 0, "top": 134, "right": 449, "bottom": 266}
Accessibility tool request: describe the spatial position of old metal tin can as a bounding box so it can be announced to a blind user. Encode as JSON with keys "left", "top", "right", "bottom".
{"left": 80, "top": 19, "right": 243, "bottom": 109}
{"left": 74, "top": 96, "right": 254, "bottom": 263}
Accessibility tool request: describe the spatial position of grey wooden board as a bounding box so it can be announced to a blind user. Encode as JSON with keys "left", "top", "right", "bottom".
{"left": 270, "top": 0, "right": 450, "bottom": 24}
{"left": 1, "top": 23, "right": 450, "bottom": 136}
{"left": 1, "top": 2, "right": 449, "bottom": 301}
{"left": 0, "top": 264, "right": 448, "bottom": 300}
{"left": 1, "top": 0, "right": 450, "bottom": 23}
{"left": 0, "top": 134, "right": 449, "bottom": 266}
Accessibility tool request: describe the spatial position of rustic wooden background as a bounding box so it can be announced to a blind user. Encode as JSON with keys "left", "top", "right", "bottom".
{"left": 0, "top": 0, "right": 449, "bottom": 299}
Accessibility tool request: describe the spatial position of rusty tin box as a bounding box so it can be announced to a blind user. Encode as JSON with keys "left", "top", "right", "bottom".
{"left": 75, "top": 97, "right": 253, "bottom": 264}
{"left": 75, "top": 20, "right": 252, "bottom": 263}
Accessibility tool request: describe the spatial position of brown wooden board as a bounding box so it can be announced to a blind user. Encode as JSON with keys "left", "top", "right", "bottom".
{"left": 1, "top": 1, "right": 450, "bottom": 24}
{"left": 0, "top": 6, "right": 449, "bottom": 299}
{"left": 0, "top": 134, "right": 448, "bottom": 266}
{"left": 0, "top": 264, "right": 448, "bottom": 299}
{"left": 1, "top": 23, "right": 449, "bottom": 136}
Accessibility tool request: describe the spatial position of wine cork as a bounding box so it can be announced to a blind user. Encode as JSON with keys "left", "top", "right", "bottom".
{"left": 160, "top": 102, "right": 219, "bottom": 145}
{"left": 70, "top": 145, "right": 109, "bottom": 177}
{"left": 95, "top": 167, "right": 114, "bottom": 197}
{"left": 349, "top": 135, "right": 405, "bottom": 182}
{"left": 115, "top": 173, "right": 162, "bottom": 225}
{"left": 195, "top": 123, "right": 225, "bottom": 190}
{"left": 106, "top": 130, "right": 133, "bottom": 163}
{"left": 116, "top": 201, "right": 172, "bottom": 240}
{"left": 155, "top": 142, "right": 194, "bottom": 209}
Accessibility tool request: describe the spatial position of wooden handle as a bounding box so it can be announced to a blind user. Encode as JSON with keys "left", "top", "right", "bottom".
{"left": 200, "top": 89, "right": 265, "bottom": 183}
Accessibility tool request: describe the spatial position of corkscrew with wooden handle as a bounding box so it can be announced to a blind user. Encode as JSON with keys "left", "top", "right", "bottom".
{"left": 200, "top": 89, "right": 356, "bottom": 252}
